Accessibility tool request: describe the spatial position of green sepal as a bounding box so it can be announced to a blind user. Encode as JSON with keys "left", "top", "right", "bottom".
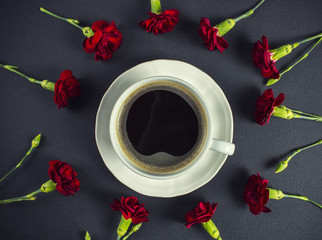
{"left": 117, "top": 215, "right": 132, "bottom": 238}
{"left": 268, "top": 188, "right": 284, "bottom": 200}
{"left": 41, "top": 80, "right": 55, "bottom": 92}
{"left": 41, "top": 180, "right": 57, "bottom": 193}
{"left": 151, "top": 0, "right": 162, "bottom": 14}
{"left": 201, "top": 219, "right": 221, "bottom": 239}
{"left": 215, "top": 19, "right": 236, "bottom": 37}
{"left": 82, "top": 27, "right": 94, "bottom": 38}
{"left": 272, "top": 106, "right": 297, "bottom": 120}
{"left": 270, "top": 43, "right": 299, "bottom": 61}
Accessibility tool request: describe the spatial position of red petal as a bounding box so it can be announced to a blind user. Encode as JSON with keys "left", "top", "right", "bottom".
{"left": 60, "top": 70, "right": 73, "bottom": 80}
{"left": 216, "top": 36, "right": 229, "bottom": 53}
{"left": 274, "top": 93, "right": 285, "bottom": 106}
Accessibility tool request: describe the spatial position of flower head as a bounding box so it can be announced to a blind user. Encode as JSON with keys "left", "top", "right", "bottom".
{"left": 252, "top": 36, "right": 280, "bottom": 79}
{"left": 83, "top": 20, "right": 123, "bottom": 61}
{"left": 139, "top": 9, "right": 179, "bottom": 35}
{"left": 243, "top": 173, "right": 271, "bottom": 215}
{"left": 31, "top": 134, "right": 41, "bottom": 148}
{"left": 255, "top": 89, "right": 284, "bottom": 125}
{"left": 48, "top": 160, "right": 80, "bottom": 196}
{"left": 54, "top": 70, "right": 81, "bottom": 109}
{"left": 111, "top": 196, "right": 149, "bottom": 224}
{"left": 198, "top": 18, "right": 229, "bottom": 53}
{"left": 185, "top": 201, "right": 217, "bottom": 228}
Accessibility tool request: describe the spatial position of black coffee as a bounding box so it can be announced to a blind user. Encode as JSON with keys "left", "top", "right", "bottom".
{"left": 126, "top": 90, "right": 199, "bottom": 156}
{"left": 117, "top": 80, "right": 207, "bottom": 175}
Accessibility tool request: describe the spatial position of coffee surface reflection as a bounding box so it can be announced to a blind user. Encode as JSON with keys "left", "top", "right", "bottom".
{"left": 126, "top": 90, "right": 199, "bottom": 156}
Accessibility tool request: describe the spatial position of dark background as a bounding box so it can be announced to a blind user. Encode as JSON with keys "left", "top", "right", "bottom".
{"left": 0, "top": 0, "right": 321, "bottom": 239}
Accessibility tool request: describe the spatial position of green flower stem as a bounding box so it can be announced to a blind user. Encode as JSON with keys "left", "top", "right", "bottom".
{"left": 122, "top": 223, "right": 142, "bottom": 240}
{"left": 150, "top": 0, "right": 162, "bottom": 14}
{"left": 297, "top": 32, "right": 322, "bottom": 45}
{"left": 268, "top": 188, "right": 284, "bottom": 199}
{"left": 267, "top": 37, "right": 322, "bottom": 85}
{"left": 0, "top": 64, "right": 42, "bottom": 84}
{"left": 0, "top": 64, "right": 56, "bottom": 91}
{"left": 0, "top": 134, "right": 41, "bottom": 183}
{"left": 269, "top": 188, "right": 322, "bottom": 209}
{"left": 0, "top": 188, "right": 42, "bottom": 204}
{"left": 290, "top": 109, "right": 322, "bottom": 118}
{"left": 278, "top": 37, "right": 322, "bottom": 78}
{"left": 275, "top": 140, "right": 322, "bottom": 173}
{"left": 40, "top": 7, "right": 83, "bottom": 31}
{"left": 0, "top": 147, "right": 32, "bottom": 183}
{"left": 283, "top": 194, "right": 322, "bottom": 209}
{"left": 272, "top": 105, "right": 322, "bottom": 122}
{"left": 295, "top": 114, "right": 322, "bottom": 122}
{"left": 234, "top": 0, "right": 265, "bottom": 22}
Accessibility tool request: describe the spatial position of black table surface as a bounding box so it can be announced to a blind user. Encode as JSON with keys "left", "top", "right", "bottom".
{"left": 0, "top": 0, "right": 321, "bottom": 239}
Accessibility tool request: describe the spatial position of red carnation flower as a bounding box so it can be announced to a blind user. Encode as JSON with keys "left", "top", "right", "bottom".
{"left": 185, "top": 201, "right": 222, "bottom": 239}
{"left": 83, "top": 20, "right": 123, "bottom": 61}
{"left": 255, "top": 89, "right": 284, "bottom": 125}
{"left": 198, "top": 1, "right": 266, "bottom": 53}
{"left": 252, "top": 36, "right": 280, "bottom": 79}
{"left": 0, "top": 63, "right": 81, "bottom": 109}
{"left": 185, "top": 201, "right": 217, "bottom": 228}
{"left": 198, "top": 18, "right": 229, "bottom": 53}
{"left": 40, "top": 8, "right": 123, "bottom": 61}
{"left": 139, "top": 9, "right": 179, "bottom": 35}
{"left": 48, "top": 160, "right": 80, "bottom": 196}
{"left": 111, "top": 196, "right": 149, "bottom": 224}
{"left": 54, "top": 70, "right": 81, "bottom": 109}
{"left": 243, "top": 173, "right": 271, "bottom": 215}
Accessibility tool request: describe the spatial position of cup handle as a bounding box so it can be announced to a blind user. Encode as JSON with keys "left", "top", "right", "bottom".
{"left": 210, "top": 138, "right": 235, "bottom": 156}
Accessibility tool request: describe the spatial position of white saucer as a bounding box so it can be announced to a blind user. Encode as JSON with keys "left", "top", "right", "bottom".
{"left": 95, "top": 59, "right": 233, "bottom": 198}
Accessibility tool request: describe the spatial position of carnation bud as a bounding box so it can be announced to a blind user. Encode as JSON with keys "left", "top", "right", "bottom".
{"left": 275, "top": 140, "right": 322, "bottom": 173}
{"left": 267, "top": 188, "right": 284, "bottom": 200}
{"left": 215, "top": 19, "right": 236, "bottom": 37}
{"left": 275, "top": 160, "right": 288, "bottom": 173}
{"left": 31, "top": 134, "right": 41, "bottom": 148}
{"left": 267, "top": 77, "right": 281, "bottom": 86}
{"left": 82, "top": 27, "right": 94, "bottom": 38}
{"left": 41, "top": 180, "right": 57, "bottom": 193}
{"left": 41, "top": 80, "right": 55, "bottom": 92}
{"left": 122, "top": 223, "right": 143, "bottom": 240}
{"left": 272, "top": 106, "right": 296, "bottom": 119}
{"left": 85, "top": 231, "right": 91, "bottom": 240}
{"left": 131, "top": 223, "right": 142, "bottom": 233}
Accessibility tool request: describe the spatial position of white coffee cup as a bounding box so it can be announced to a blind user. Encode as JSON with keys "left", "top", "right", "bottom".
{"left": 109, "top": 75, "right": 235, "bottom": 179}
